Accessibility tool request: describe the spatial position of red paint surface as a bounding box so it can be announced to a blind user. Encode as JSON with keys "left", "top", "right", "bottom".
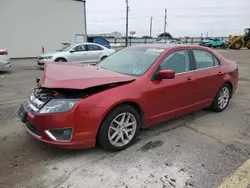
{"left": 40, "top": 63, "right": 135, "bottom": 89}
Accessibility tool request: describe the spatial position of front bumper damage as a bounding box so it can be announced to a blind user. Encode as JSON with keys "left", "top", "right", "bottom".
{"left": 17, "top": 87, "right": 96, "bottom": 149}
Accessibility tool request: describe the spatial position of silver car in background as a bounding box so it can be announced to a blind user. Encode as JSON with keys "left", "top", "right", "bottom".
{"left": 37, "top": 43, "right": 116, "bottom": 67}
{"left": 0, "top": 49, "right": 11, "bottom": 70}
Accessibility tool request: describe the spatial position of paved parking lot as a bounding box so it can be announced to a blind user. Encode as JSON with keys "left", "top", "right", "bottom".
{"left": 1, "top": 50, "right": 250, "bottom": 188}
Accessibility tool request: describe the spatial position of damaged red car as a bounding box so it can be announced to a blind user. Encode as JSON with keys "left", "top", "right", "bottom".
{"left": 18, "top": 44, "right": 238, "bottom": 151}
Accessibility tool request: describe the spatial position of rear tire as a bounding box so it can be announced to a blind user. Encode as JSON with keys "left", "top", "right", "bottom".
{"left": 232, "top": 41, "right": 243, "bottom": 50}
{"left": 55, "top": 58, "right": 67, "bottom": 62}
{"left": 246, "top": 42, "right": 250, "bottom": 49}
{"left": 210, "top": 83, "right": 232, "bottom": 112}
{"left": 98, "top": 105, "right": 141, "bottom": 151}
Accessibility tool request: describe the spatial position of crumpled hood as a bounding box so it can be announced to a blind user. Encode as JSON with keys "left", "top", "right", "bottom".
{"left": 40, "top": 63, "right": 135, "bottom": 89}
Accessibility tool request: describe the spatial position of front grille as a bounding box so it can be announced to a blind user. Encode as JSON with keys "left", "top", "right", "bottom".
{"left": 26, "top": 122, "right": 41, "bottom": 137}
{"left": 38, "top": 62, "right": 45, "bottom": 65}
{"left": 38, "top": 57, "right": 44, "bottom": 60}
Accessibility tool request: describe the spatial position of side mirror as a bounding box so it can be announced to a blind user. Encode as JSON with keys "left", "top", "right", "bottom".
{"left": 70, "top": 49, "right": 76, "bottom": 53}
{"left": 157, "top": 70, "right": 175, "bottom": 79}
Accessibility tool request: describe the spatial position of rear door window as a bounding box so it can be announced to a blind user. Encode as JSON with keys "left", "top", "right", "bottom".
{"left": 193, "top": 50, "right": 220, "bottom": 69}
{"left": 86, "top": 44, "right": 103, "bottom": 51}
{"left": 74, "top": 45, "right": 86, "bottom": 52}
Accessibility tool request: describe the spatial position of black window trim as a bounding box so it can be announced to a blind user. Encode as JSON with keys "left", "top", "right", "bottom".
{"left": 86, "top": 44, "right": 103, "bottom": 51}
{"left": 191, "top": 49, "right": 221, "bottom": 71}
{"left": 151, "top": 48, "right": 193, "bottom": 80}
{"left": 74, "top": 44, "right": 86, "bottom": 52}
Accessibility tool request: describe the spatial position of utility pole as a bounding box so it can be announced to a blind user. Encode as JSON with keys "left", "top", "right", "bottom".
{"left": 150, "top": 17, "right": 153, "bottom": 37}
{"left": 164, "top": 8, "right": 167, "bottom": 42}
{"left": 125, "top": 0, "right": 129, "bottom": 47}
{"left": 83, "top": 0, "right": 87, "bottom": 42}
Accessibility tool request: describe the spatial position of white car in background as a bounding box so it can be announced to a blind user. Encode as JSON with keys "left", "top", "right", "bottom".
{"left": 0, "top": 49, "right": 11, "bottom": 70}
{"left": 37, "top": 43, "right": 116, "bottom": 67}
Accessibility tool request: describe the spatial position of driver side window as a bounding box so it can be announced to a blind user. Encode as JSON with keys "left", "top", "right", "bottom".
{"left": 74, "top": 45, "right": 86, "bottom": 52}
{"left": 160, "top": 50, "right": 190, "bottom": 74}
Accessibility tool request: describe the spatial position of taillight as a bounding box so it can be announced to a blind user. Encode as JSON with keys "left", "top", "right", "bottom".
{"left": 0, "top": 51, "right": 8, "bottom": 55}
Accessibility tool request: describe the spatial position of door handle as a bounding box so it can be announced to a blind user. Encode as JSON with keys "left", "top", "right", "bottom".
{"left": 186, "top": 77, "right": 192, "bottom": 82}
{"left": 218, "top": 71, "right": 223, "bottom": 76}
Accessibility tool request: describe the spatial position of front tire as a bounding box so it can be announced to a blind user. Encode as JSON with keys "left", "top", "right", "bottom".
{"left": 98, "top": 105, "right": 140, "bottom": 151}
{"left": 232, "top": 41, "right": 243, "bottom": 49}
{"left": 210, "top": 83, "right": 232, "bottom": 112}
{"left": 55, "top": 58, "right": 67, "bottom": 62}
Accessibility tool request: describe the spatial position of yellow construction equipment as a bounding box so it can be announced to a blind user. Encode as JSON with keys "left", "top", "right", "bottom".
{"left": 228, "top": 28, "right": 250, "bottom": 50}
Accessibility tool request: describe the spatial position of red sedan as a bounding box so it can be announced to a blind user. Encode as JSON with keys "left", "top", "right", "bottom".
{"left": 18, "top": 44, "right": 238, "bottom": 151}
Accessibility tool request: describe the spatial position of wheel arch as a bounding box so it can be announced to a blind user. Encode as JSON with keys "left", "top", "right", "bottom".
{"left": 55, "top": 57, "right": 67, "bottom": 62}
{"left": 224, "top": 81, "right": 233, "bottom": 96}
{"left": 101, "top": 55, "right": 108, "bottom": 60}
{"left": 224, "top": 81, "right": 233, "bottom": 89}
{"left": 223, "top": 72, "right": 234, "bottom": 85}
{"left": 104, "top": 101, "right": 144, "bottom": 126}
{"left": 96, "top": 100, "right": 145, "bottom": 139}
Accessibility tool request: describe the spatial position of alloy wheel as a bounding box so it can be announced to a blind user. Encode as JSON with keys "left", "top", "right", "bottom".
{"left": 218, "top": 87, "right": 230, "bottom": 109}
{"left": 108, "top": 112, "right": 137, "bottom": 147}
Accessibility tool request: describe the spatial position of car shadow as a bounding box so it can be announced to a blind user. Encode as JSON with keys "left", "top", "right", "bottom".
{"left": 0, "top": 70, "right": 13, "bottom": 75}
{"left": 5, "top": 109, "right": 212, "bottom": 187}
{"left": 139, "top": 110, "right": 210, "bottom": 137}
{"left": 37, "top": 66, "right": 44, "bottom": 70}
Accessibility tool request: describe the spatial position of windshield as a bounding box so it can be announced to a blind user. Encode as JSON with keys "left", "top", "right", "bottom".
{"left": 58, "top": 44, "right": 74, "bottom": 52}
{"left": 96, "top": 47, "right": 164, "bottom": 76}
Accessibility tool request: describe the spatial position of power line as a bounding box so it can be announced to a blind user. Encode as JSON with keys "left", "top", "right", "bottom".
{"left": 87, "top": 6, "right": 249, "bottom": 13}
{"left": 88, "top": 15, "right": 250, "bottom": 22}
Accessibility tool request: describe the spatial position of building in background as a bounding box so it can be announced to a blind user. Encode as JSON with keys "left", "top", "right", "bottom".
{"left": 0, "top": 0, "right": 86, "bottom": 58}
{"left": 90, "top": 32, "right": 123, "bottom": 39}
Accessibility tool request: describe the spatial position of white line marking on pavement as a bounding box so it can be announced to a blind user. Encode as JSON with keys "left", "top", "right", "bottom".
{"left": 218, "top": 158, "right": 250, "bottom": 188}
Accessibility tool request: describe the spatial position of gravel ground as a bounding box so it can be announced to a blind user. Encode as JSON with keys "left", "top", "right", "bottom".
{"left": 0, "top": 50, "right": 250, "bottom": 188}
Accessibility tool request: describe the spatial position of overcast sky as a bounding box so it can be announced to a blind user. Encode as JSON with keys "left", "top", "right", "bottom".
{"left": 86, "top": 0, "right": 249, "bottom": 37}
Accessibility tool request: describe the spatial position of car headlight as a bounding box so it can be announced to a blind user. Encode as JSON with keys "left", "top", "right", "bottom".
{"left": 39, "top": 99, "right": 79, "bottom": 114}
{"left": 43, "top": 56, "right": 53, "bottom": 60}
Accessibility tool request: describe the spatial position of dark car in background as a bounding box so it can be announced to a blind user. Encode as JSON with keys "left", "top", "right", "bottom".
{"left": 88, "top": 36, "right": 111, "bottom": 49}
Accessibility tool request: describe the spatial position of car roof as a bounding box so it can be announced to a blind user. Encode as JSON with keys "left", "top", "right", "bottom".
{"left": 74, "top": 42, "right": 103, "bottom": 46}
{"left": 127, "top": 43, "right": 219, "bottom": 53}
{"left": 128, "top": 43, "right": 199, "bottom": 50}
